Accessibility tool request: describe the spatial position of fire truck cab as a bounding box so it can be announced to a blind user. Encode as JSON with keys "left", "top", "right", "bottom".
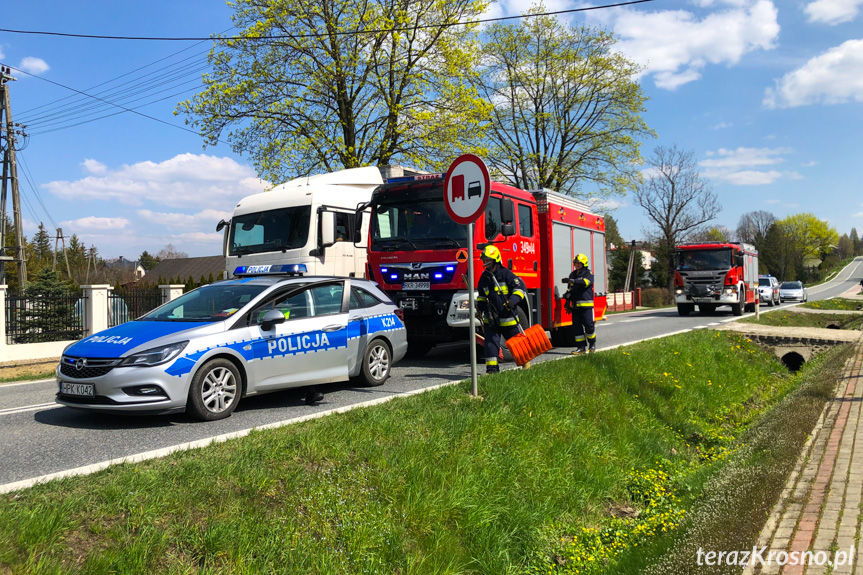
{"left": 674, "top": 242, "right": 759, "bottom": 316}
{"left": 360, "top": 174, "right": 607, "bottom": 355}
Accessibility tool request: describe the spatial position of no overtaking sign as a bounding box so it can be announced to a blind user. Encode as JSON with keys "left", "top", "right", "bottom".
{"left": 443, "top": 154, "right": 491, "bottom": 225}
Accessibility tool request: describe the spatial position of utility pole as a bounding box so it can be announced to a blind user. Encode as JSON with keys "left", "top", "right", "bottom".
{"left": 0, "top": 65, "right": 27, "bottom": 289}
{"left": 624, "top": 240, "right": 637, "bottom": 293}
{"left": 53, "top": 227, "right": 72, "bottom": 278}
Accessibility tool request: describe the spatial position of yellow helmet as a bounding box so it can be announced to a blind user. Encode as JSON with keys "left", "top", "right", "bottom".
{"left": 574, "top": 253, "right": 589, "bottom": 266}
{"left": 481, "top": 245, "right": 502, "bottom": 263}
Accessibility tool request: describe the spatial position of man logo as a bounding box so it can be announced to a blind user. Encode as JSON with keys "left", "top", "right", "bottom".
{"left": 75, "top": 358, "right": 88, "bottom": 371}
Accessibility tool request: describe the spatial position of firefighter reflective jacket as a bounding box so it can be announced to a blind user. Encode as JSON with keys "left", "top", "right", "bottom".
{"left": 477, "top": 265, "right": 527, "bottom": 327}
{"left": 566, "top": 267, "right": 595, "bottom": 307}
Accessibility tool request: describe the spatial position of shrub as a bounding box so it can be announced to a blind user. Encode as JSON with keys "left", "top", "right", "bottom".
{"left": 640, "top": 287, "right": 673, "bottom": 307}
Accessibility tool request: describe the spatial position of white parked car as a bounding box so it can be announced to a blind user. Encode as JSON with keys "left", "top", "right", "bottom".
{"left": 779, "top": 281, "right": 808, "bottom": 303}
{"left": 56, "top": 265, "right": 407, "bottom": 420}
{"left": 758, "top": 275, "right": 781, "bottom": 306}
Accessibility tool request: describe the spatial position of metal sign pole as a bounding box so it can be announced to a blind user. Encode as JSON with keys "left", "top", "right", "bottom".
{"left": 467, "top": 222, "right": 478, "bottom": 396}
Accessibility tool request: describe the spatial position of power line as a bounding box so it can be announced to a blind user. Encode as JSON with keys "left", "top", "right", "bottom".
{"left": 4, "top": 64, "right": 227, "bottom": 143}
{"left": 16, "top": 152, "right": 59, "bottom": 229}
{"left": 0, "top": 1, "right": 657, "bottom": 41}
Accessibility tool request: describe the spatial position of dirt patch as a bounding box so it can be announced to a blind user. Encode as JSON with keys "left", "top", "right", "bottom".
{"left": 0, "top": 358, "right": 58, "bottom": 384}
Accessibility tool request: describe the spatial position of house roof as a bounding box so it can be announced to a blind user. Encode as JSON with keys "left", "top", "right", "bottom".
{"left": 145, "top": 256, "right": 225, "bottom": 284}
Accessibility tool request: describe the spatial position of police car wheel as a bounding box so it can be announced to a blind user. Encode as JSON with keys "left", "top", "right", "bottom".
{"left": 187, "top": 358, "right": 241, "bottom": 421}
{"left": 360, "top": 339, "right": 391, "bottom": 387}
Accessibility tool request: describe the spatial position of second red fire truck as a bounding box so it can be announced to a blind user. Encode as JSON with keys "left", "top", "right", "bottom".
{"left": 358, "top": 174, "right": 608, "bottom": 355}
{"left": 674, "top": 241, "right": 759, "bottom": 316}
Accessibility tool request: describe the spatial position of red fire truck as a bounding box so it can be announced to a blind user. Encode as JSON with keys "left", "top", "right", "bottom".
{"left": 673, "top": 241, "right": 759, "bottom": 316}
{"left": 358, "top": 174, "right": 608, "bottom": 355}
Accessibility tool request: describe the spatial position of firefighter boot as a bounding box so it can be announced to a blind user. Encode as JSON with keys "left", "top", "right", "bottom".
{"left": 588, "top": 339, "right": 596, "bottom": 353}
{"left": 570, "top": 347, "right": 586, "bottom": 356}
{"left": 486, "top": 362, "right": 500, "bottom": 374}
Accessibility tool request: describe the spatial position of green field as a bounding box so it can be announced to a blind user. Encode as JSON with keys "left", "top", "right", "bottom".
{"left": 741, "top": 309, "right": 863, "bottom": 330}
{"left": 0, "top": 331, "right": 849, "bottom": 575}
{"left": 801, "top": 297, "right": 863, "bottom": 311}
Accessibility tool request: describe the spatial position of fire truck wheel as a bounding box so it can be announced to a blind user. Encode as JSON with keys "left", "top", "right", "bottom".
{"left": 731, "top": 298, "right": 744, "bottom": 316}
{"left": 677, "top": 304, "right": 693, "bottom": 317}
{"left": 551, "top": 325, "right": 577, "bottom": 347}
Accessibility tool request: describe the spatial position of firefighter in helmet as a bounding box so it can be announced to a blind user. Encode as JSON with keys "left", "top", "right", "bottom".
{"left": 564, "top": 253, "right": 596, "bottom": 354}
{"left": 476, "top": 245, "right": 528, "bottom": 374}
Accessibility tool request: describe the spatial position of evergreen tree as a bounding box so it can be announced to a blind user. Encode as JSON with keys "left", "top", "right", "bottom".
{"left": 608, "top": 244, "right": 647, "bottom": 291}
{"left": 139, "top": 250, "right": 161, "bottom": 271}
{"left": 31, "top": 223, "right": 53, "bottom": 274}
{"left": 14, "top": 268, "right": 82, "bottom": 343}
{"left": 851, "top": 228, "right": 861, "bottom": 256}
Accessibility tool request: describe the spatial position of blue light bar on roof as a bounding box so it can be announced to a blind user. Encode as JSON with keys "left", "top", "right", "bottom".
{"left": 233, "top": 264, "right": 308, "bottom": 277}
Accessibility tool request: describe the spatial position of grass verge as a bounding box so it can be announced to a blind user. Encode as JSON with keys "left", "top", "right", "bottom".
{"left": 612, "top": 342, "right": 853, "bottom": 574}
{"left": 0, "top": 331, "right": 832, "bottom": 574}
{"left": 801, "top": 298, "right": 863, "bottom": 312}
{"left": 741, "top": 310, "right": 863, "bottom": 329}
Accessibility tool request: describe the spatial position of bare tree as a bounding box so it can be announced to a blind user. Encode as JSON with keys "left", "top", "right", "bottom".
{"left": 157, "top": 244, "right": 188, "bottom": 260}
{"left": 634, "top": 145, "right": 720, "bottom": 290}
{"left": 736, "top": 210, "right": 775, "bottom": 246}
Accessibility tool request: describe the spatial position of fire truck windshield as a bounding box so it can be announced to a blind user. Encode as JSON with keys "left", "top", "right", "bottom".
{"left": 371, "top": 198, "right": 467, "bottom": 251}
{"left": 676, "top": 248, "right": 732, "bottom": 271}
{"left": 229, "top": 206, "right": 311, "bottom": 255}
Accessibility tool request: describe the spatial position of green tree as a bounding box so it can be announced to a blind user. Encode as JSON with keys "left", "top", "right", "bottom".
{"left": 850, "top": 227, "right": 860, "bottom": 256}
{"left": 476, "top": 6, "right": 652, "bottom": 197}
{"left": 608, "top": 243, "right": 646, "bottom": 291}
{"left": 139, "top": 250, "right": 161, "bottom": 271}
{"left": 14, "top": 268, "right": 82, "bottom": 343}
{"left": 179, "top": 0, "right": 490, "bottom": 181}
{"left": 634, "top": 145, "right": 720, "bottom": 291}
{"left": 603, "top": 214, "right": 624, "bottom": 249}
{"left": 31, "top": 223, "right": 53, "bottom": 273}
{"left": 837, "top": 234, "right": 853, "bottom": 260}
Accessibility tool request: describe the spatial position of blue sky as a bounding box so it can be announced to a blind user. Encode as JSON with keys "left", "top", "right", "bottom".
{"left": 1, "top": 0, "right": 861, "bottom": 259}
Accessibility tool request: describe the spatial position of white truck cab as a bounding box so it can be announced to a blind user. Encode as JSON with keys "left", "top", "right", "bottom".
{"left": 220, "top": 166, "right": 382, "bottom": 279}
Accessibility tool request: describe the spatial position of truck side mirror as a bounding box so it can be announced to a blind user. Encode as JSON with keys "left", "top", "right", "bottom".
{"left": 260, "top": 309, "right": 286, "bottom": 331}
{"left": 353, "top": 205, "right": 368, "bottom": 244}
{"left": 736, "top": 255, "right": 744, "bottom": 267}
{"left": 216, "top": 219, "right": 230, "bottom": 232}
{"left": 321, "top": 211, "right": 336, "bottom": 248}
{"left": 500, "top": 198, "right": 515, "bottom": 237}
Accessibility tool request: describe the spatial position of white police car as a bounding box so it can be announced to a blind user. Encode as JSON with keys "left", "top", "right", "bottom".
{"left": 56, "top": 265, "right": 407, "bottom": 420}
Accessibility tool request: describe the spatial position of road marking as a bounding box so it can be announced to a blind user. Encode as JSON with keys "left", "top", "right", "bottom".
{"left": 0, "top": 403, "right": 61, "bottom": 416}
{"left": 706, "top": 322, "right": 721, "bottom": 326}
{"left": 620, "top": 317, "right": 649, "bottom": 323}
{"left": 0, "top": 378, "right": 55, "bottom": 389}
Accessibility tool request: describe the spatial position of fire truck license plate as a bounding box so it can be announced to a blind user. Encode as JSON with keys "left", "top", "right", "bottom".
{"left": 402, "top": 282, "right": 430, "bottom": 290}
{"left": 60, "top": 382, "right": 95, "bottom": 397}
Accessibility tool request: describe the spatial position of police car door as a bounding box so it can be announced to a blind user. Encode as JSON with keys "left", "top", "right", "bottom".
{"left": 248, "top": 281, "right": 349, "bottom": 390}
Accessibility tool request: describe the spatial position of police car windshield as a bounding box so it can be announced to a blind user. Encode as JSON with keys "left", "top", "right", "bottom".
{"left": 229, "top": 206, "right": 311, "bottom": 256}
{"left": 370, "top": 198, "right": 467, "bottom": 251}
{"left": 139, "top": 284, "right": 269, "bottom": 322}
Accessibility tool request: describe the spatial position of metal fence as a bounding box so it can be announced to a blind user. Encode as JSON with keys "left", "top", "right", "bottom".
{"left": 108, "top": 287, "right": 163, "bottom": 327}
{"left": 5, "top": 290, "right": 85, "bottom": 344}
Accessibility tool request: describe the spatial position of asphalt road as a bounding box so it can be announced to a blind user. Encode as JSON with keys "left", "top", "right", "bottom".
{"left": 2, "top": 258, "right": 862, "bottom": 491}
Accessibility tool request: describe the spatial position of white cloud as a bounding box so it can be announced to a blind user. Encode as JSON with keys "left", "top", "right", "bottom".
{"left": 764, "top": 39, "right": 863, "bottom": 108}
{"left": 81, "top": 159, "right": 107, "bottom": 174}
{"left": 801, "top": 161, "right": 817, "bottom": 167}
{"left": 711, "top": 122, "right": 733, "bottom": 130}
{"left": 137, "top": 208, "right": 232, "bottom": 229}
{"left": 766, "top": 199, "right": 781, "bottom": 204}
{"left": 60, "top": 216, "right": 130, "bottom": 230}
{"left": 805, "top": 0, "right": 863, "bottom": 24}
{"left": 19, "top": 57, "right": 49, "bottom": 75}
{"left": 588, "top": 198, "right": 627, "bottom": 212}
{"left": 593, "top": 0, "right": 779, "bottom": 90}
{"left": 44, "top": 153, "right": 269, "bottom": 208}
{"left": 700, "top": 147, "right": 798, "bottom": 185}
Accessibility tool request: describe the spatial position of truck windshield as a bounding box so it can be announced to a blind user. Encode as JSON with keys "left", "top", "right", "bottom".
{"left": 229, "top": 206, "right": 311, "bottom": 256}
{"left": 676, "top": 248, "right": 732, "bottom": 271}
{"left": 370, "top": 198, "right": 467, "bottom": 251}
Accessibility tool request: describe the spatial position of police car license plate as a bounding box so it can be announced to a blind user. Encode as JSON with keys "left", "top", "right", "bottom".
{"left": 60, "top": 382, "right": 95, "bottom": 397}
{"left": 403, "top": 282, "right": 430, "bottom": 290}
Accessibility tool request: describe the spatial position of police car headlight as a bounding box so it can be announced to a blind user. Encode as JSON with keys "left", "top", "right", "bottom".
{"left": 120, "top": 341, "right": 189, "bottom": 367}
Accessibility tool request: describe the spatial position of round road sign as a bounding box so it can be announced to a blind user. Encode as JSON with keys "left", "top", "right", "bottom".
{"left": 443, "top": 154, "right": 491, "bottom": 225}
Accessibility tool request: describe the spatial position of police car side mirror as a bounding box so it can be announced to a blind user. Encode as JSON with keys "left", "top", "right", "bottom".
{"left": 260, "top": 309, "right": 286, "bottom": 331}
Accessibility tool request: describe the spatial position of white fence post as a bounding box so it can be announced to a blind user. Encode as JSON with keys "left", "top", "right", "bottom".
{"left": 0, "top": 284, "right": 6, "bottom": 350}
{"left": 160, "top": 284, "right": 185, "bottom": 304}
{"left": 81, "top": 285, "right": 111, "bottom": 336}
